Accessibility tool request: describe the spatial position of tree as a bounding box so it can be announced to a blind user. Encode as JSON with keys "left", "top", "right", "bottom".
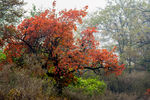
{"left": 0, "top": 0, "right": 25, "bottom": 37}
{"left": 0, "top": 0, "right": 25, "bottom": 24}
{"left": 86, "top": 0, "right": 150, "bottom": 72}
{"left": 25, "top": 4, "right": 42, "bottom": 18}
{"left": 136, "top": 1, "right": 150, "bottom": 71}
{"left": 0, "top": 1, "right": 125, "bottom": 94}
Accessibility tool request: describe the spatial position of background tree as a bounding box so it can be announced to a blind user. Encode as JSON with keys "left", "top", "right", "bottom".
{"left": 0, "top": 0, "right": 25, "bottom": 37}
{"left": 0, "top": 2, "right": 124, "bottom": 94}
{"left": 27, "top": 4, "right": 42, "bottom": 18}
{"left": 86, "top": 0, "right": 150, "bottom": 72}
{"left": 137, "top": 1, "right": 150, "bottom": 71}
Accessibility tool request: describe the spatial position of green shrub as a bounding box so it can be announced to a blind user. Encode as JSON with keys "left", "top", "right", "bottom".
{"left": 68, "top": 77, "right": 107, "bottom": 95}
{"left": 0, "top": 50, "right": 6, "bottom": 61}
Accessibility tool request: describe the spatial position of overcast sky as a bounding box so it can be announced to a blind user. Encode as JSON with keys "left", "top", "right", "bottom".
{"left": 24, "top": 0, "right": 106, "bottom": 13}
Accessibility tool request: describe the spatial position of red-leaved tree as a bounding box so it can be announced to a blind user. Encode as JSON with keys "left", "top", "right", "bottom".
{"left": 0, "top": 1, "right": 125, "bottom": 94}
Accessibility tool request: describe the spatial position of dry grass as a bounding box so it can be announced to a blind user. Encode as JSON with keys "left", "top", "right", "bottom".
{"left": 0, "top": 64, "right": 56, "bottom": 100}
{"left": 100, "top": 71, "right": 150, "bottom": 94}
{"left": 0, "top": 59, "right": 150, "bottom": 100}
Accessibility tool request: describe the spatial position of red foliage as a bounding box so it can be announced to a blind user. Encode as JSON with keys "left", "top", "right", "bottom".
{"left": 0, "top": 2, "right": 124, "bottom": 87}
{"left": 145, "top": 89, "right": 150, "bottom": 95}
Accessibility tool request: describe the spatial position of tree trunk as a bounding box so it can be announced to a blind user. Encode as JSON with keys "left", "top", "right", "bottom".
{"left": 55, "top": 83, "right": 63, "bottom": 95}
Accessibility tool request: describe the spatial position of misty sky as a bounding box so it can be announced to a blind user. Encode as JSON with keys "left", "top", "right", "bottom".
{"left": 23, "top": 0, "right": 106, "bottom": 13}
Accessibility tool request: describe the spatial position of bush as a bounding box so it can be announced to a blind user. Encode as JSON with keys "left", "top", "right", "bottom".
{"left": 99, "top": 90, "right": 139, "bottom": 100}
{"left": 0, "top": 50, "right": 6, "bottom": 61}
{"left": 0, "top": 64, "right": 56, "bottom": 100}
{"left": 68, "top": 77, "right": 107, "bottom": 96}
{"left": 100, "top": 71, "right": 150, "bottom": 94}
